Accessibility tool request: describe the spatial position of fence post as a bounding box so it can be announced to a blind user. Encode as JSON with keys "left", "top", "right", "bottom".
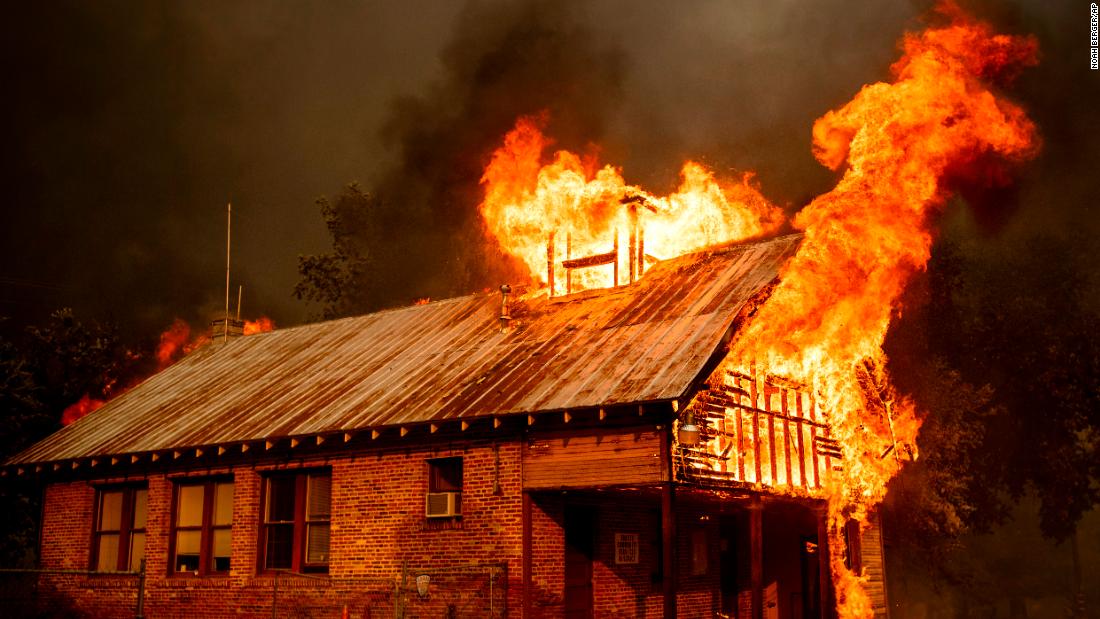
{"left": 134, "top": 558, "right": 146, "bottom": 619}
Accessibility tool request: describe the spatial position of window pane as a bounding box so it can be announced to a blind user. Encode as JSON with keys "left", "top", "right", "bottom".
{"left": 264, "top": 524, "right": 294, "bottom": 569}
{"left": 175, "top": 530, "right": 201, "bottom": 572}
{"left": 307, "top": 474, "right": 331, "bottom": 519}
{"left": 177, "top": 485, "right": 204, "bottom": 527}
{"left": 266, "top": 476, "right": 296, "bottom": 523}
{"left": 132, "top": 489, "right": 148, "bottom": 530}
{"left": 211, "top": 528, "right": 232, "bottom": 572}
{"left": 213, "top": 482, "right": 234, "bottom": 526}
{"left": 429, "top": 458, "right": 462, "bottom": 492}
{"left": 96, "top": 534, "right": 119, "bottom": 571}
{"left": 306, "top": 523, "right": 330, "bottom": 565}
{"left": 128, "top": 532, "right": 145, "bottom": 572}
{"left": 98, "top": 491, "right": 123, "bottom": 532}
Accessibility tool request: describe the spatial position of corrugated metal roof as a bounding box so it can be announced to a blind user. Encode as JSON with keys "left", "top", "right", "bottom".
{"left": 9, "top": 234, "right": 802, "bottom": 465}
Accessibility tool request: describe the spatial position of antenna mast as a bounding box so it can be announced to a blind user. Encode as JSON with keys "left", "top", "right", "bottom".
{"left": 224, "top": 203, "right": 231, "bottom": 343}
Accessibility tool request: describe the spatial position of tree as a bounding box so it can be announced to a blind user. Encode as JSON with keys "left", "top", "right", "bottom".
{"left": 883, "top": 227, "right": 1100, "bottom": 614}
{"left": 294, "top": 184, "right": 380, "bottom": 320}
{"left": 0, "top": 309, "right": 143, "bottom": 566}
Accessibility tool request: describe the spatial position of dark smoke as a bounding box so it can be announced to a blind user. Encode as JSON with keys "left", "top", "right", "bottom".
{"left": 351, "top": 0, "right": 627, "bottom": 307}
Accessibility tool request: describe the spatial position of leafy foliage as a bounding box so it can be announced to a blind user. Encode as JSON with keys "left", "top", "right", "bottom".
{"left": 0, "top": 310, "right": 144, "bottom": 567}
{"left": 294, "top": 184, "right": 380, "bottom": 320}
{"left": 885, "top": 226, "right": 1100, "bottom": 589}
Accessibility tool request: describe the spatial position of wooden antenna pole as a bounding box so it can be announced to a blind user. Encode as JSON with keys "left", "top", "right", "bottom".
{"left": 236, "top": 285, "right": 243, "bottom": 322}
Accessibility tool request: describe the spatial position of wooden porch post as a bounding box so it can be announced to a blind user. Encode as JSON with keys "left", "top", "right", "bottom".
{"left": 750, "top": 496, "right": 764, "bottom": 619}
{"left": 662, "top": 482, "right": 677, "bottom": 618}
{"left": 522, "top": 491, "right": 533, "bottom": 619}
{"left": 816, "top": 504, "right": 835, "bottom": 619}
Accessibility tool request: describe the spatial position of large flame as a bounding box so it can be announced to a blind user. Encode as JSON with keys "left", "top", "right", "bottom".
{"left": 480, "top": 114, "right": 784, "bottom": 293}
{"left": 725, "top": 7, "right": 1037, "bottom": 617}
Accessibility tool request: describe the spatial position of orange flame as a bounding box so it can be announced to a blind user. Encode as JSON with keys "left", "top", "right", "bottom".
{"left": 243, "top": 316, "right": 276, "bottom": 335}
{"left": 722, "top": 7, "right": 1037, "bottom": 618}
{"left": 479, "top": 114, "right": 784, "bottom": 293}
{"left": 60, "top": 393, "right": 105, "bottom": 425}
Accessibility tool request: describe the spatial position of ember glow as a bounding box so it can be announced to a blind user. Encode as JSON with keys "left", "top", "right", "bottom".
{"left": 60, "top": 394, "right": 105, "bottom": 426}
{"left": 479, "top": 114, "right": 784, "bottom": 293}
{"left": 243, "top": 316, "right": 276, "bottom": 335}
{"left": 480, "top": 5, "right": 1037, "bottom": 618}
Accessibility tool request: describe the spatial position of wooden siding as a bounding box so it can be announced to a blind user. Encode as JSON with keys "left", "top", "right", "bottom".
{"left": 523, "top": 428, "right": 666, "bottom": 489}
{"left": 674, "top": 367, "right": 835, "bottom": 493}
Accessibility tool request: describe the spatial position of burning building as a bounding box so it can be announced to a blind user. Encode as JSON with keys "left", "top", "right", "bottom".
{"left": 4, "top": 233, "right": 888, "bottom": 619}
{"left": 2, "top": 5, "right": 1040, "bottom": 619}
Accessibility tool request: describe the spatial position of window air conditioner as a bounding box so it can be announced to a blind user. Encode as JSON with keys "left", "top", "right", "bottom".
{"left": 425, "top": 492, "right": 462, "bottom": 518}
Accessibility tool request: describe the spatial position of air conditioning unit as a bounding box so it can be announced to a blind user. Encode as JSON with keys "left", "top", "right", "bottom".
{"left": 425, "top": 492, "right": 462, "bottom": 518}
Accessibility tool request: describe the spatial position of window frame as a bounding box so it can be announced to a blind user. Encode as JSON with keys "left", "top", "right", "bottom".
{"left": 90, "top": 484, "right": 147, "bottom": 573}
{"left": 258, "top": 469, "right": 331, "bottom": 574}
{"left": 168, "top": 477, "right": 234, "bottom": 577}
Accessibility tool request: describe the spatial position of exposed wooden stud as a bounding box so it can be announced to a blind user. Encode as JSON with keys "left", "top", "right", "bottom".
{"left": 217, "top": 446, "right": 227, "bottom": 456}
{"left": 343, "top": 432, "right": 354, "bottom": 443}
{"left": 598, "top": 408, "right": 607, "bottom": 421}
{"left": 400, "top": 427, "right": 409, "bottom": 437}
{"left": 290, "top": 438, "right": 300, "bottom": 449}
{"left": 493, "top": 417, "right": 502, "bottom": 429}
{"left": 461, "top": 421, "right": 470, "bottom": 432}
{"left": 315, "top": 435, "right": 326, "bottom": 446}
{"left": 430, "top": 424, "right": 439, "bottom": 434}
{"left": 195, "top": 448, "right": 204, "bottom": 458}
{"left": 371, "top": 429, "right": 381, "bottom": 440}
{"left": 527, "top": 415, "right": 535, "bottom": 426}
{"left": 563, "top": 411, "right": 572, "bottom": 423}
{"left": 265, "top": 440, "right": 275, "bottom": 451}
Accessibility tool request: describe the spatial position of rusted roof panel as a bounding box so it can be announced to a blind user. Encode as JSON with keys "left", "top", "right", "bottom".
{"left": 10, "top": 234, "right": 802, "bottom": 464}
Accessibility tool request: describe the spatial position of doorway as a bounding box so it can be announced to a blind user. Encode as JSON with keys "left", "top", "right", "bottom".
{"left": 564, "top": 505, "right": 596, "bottom": 619}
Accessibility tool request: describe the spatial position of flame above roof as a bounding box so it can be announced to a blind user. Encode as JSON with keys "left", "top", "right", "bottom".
{"left": 10, "top": 234, "right": 802, "bottom": 465}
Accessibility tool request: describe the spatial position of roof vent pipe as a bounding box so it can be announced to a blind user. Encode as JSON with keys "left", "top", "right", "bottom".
{"left": 499, "top": 284, "right": 512, "bottom": 333}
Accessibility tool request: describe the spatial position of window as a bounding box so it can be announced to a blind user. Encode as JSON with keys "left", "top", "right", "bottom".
{"left": 261, "top": 470, "right": 331, "bottom": 573}
{"left": 171, "top": 479, "right": 234, "bottom": 575}
{"left": 426, "top": 457, "right": 462, "bottom": 519}
{"left": 92, "top": 486, "right": 147, "bottom": 572}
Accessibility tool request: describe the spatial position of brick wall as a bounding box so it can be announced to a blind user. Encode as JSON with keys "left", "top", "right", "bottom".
{"left": 36, "top": 441, "right": 523, "bottom": 618}
{"left": 35, "top": 442, "right": 820, "bottom": 618}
